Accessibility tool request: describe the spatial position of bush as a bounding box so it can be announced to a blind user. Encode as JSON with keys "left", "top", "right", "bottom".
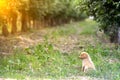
{"left": 82, "top": 0, "right": 120, "bottom": 43}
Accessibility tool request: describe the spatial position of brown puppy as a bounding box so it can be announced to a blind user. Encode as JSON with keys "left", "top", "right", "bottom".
{"left": 79, "top": 52, "right": 96, "bottom": 72}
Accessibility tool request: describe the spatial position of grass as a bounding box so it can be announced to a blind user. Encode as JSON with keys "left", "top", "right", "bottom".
{"left": 0, "top": 42, "right": 81, "bottom": 79}
{"left": 79, "top": 19, "right": 98, "bottom": 35}
{"left": 0, "top": 19, "right": 120, "bottom": 80}
{"left": 85, "top": 45, "right": 120, "bottom": 80}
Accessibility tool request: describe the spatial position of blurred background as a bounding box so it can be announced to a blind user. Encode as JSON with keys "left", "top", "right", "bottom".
{"left": 0, "top": 0, "right": 120, "bottom": 80}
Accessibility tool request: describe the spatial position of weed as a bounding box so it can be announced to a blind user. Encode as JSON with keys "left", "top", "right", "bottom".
{"left": 0, "top": 19, "right": 120, "bottom": 80}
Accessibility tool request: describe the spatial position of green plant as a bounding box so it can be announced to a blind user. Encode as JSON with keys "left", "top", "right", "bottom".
{"left": 79, "top": 19, "right": 98, "bottom": 35}
{"left": 0, "top": 20, "right": 119, "bottom": 80}
{"left": 82, "top": 0, "right": 120, "bottom": 43}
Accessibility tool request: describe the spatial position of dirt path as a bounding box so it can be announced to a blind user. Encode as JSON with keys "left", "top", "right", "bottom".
{"left": 0, "top": 27, "right": 96, "bottom": 55}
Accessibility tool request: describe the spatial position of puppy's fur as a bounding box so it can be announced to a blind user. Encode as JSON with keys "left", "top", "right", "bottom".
{"left": 79, "top": 52, "right": 96, "bottom": 72}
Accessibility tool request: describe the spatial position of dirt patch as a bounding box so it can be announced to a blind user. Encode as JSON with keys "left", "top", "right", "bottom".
{"left": 60, "top": 76, "right": 104, "bottom": 80}
{"left": 107, "top": 58, "right": 119, "bottom": 64}
{"left": 0, "top": 30, "right": 46, "bottom": 55}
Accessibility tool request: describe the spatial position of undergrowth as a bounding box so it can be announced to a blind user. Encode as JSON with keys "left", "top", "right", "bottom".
{"left": 0, "top": 41, "right": 120, "bottom": 80}
{"left": 0, "top": 19, "right": 120, "bottom": 80}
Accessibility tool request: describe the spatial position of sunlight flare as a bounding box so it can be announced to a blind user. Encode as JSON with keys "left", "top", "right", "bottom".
{"left": 0, "top": 0, "right": 7, "bottom": 9}
{"left": 0, "top": 0, "right": 9, "bottom": 16}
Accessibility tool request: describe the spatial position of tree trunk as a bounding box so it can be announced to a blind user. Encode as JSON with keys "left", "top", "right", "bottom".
{"left": 118, "top": 27, "right": 120, "bottom": 44}
{"left": 21, "top": 10, "right": 28, "bottom": 32}
{"left": 109, "top": 32, "right": 118, "bottom": 43}
{"left": 27, "top": 17, "right": 32, "bottom": 29}
{"left": 2, "top": 24, "right": 9, "bottom": 37}
{"left": 11, "top": 12, "right": 17, "bottom": 34}
{"left": 33, "top": 20, "right": 37, "bottom": 29}
{"left": 109, "top": 24, "right": 120, "bottom": 44}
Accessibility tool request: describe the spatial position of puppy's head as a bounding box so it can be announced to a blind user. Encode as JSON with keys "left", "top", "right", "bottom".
{"left": 79, "top": 52, "right": 89, "bottom": 59}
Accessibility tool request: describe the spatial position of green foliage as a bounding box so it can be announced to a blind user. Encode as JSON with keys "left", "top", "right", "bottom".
{"left": 28, "top": 0, "right": 87, "bottom": 20}
{"left": 82, "top": 0, "right": 120, "bottom": 43}
{"left": 0, "top": 0, "right": 87, "bottom": 35}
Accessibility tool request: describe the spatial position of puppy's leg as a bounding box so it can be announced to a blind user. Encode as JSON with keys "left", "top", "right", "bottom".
{"left": 81, "top": 66, "right": 84, "bottom": 71}
{"left": 82, "top": 66, "right": 86, "bottom": 72}
{"left": 83, "top": 66, "right": 87, "bottom": 72}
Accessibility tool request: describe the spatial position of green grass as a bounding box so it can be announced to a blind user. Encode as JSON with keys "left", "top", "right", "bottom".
{"left": 0, "top": 42, "right": 81, "bottom": 79}
{"left": 46, "top": 18, "right": 98, "bottom": 37}
{"left": 0, "top": 19, "right": 120, "bottom": 80}
{"left": 45, "top": 22, "right": 79, "bottom": 39}
{"left": 85, "top": 45, "right": 120, "bottom": 80}
{"left": 79, "top": 19, "right": 98, "bottom": 35}
{"left": 1, "top": 42, "right": 120, "bottom": 80}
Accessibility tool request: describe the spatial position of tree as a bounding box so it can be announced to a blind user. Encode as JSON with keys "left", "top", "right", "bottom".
{"left": 18, "top": 0, "right": 29, "bottom": 32}
{"left": 0, "top": 0, "right": 9, "bottom": 36}
{"left": 0, "top": 16, "right": 9, "bottom": 36}
{"left": 0, "top": 0, "right": 20, "bottom": 35}
{"left": 8, "top": 0, "right": 20, "bottom": 34}
{"left": 10, "top": 10, "right": 18, "bottom": 34}
{"left": 82, "top": 0, "right": 120, "bottom": 44}
{"left": 2, "top": 23, "right": 9, "bottom": 36}
{"left": 0, "top": 0, "right": 87, "bottom": 36}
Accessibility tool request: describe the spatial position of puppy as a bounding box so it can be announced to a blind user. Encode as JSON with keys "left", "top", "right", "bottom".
{"left": 79, "top": 52, "right": 96, "bottom": 72}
